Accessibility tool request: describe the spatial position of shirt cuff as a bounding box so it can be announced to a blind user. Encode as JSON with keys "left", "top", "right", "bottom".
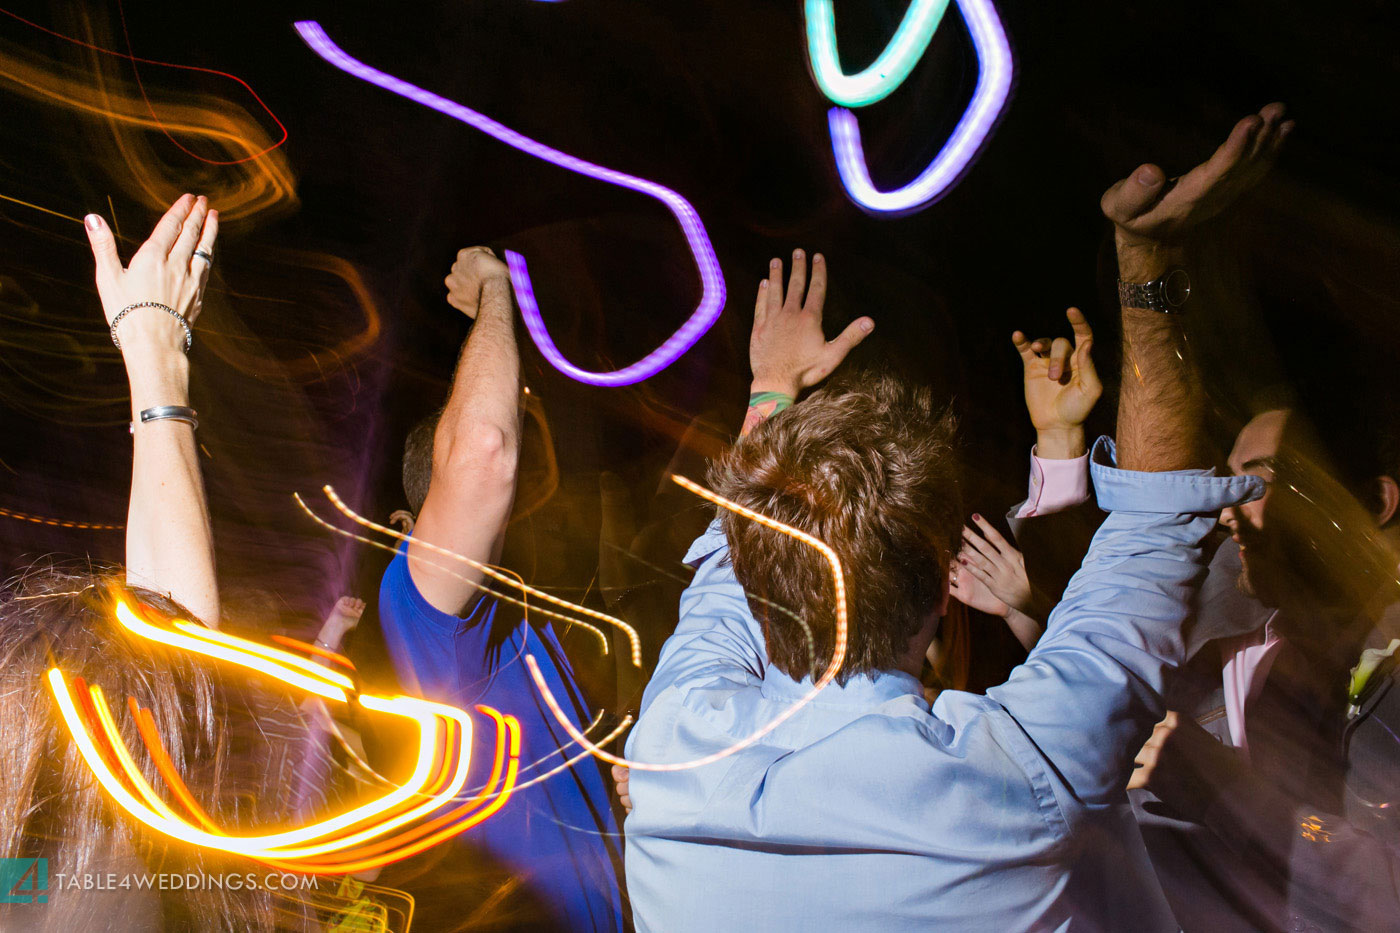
{"left": 1017, "top": 446, "right": 1091, "bottom": 517}
{"left": 1091, "top": 436, "right": 1264, "bottom": 513}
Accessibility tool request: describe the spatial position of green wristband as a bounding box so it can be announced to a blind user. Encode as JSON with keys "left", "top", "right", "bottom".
{"left": 748, "top": 390, "right": 795, "bottom": 412}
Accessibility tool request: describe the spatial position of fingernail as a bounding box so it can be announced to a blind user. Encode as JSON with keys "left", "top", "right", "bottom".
{"left": 793, "top": 249, "right": 804, "bottom": 259}
{"left": 860, "top": 319, "right": 873, "bottom": 333}
{"left": 1135, "top": 168, "right": 1159, "bottom": 186}
{"left": 759, "top": 280, "right": 769, "bottom": 289}
{"left": 770, "top": 258, "right": 781, "bottom": 269}
{"left": 813, "top": 253, "right": 824, "bottom": 264}
{"left": 84, "top": 214, "right": 102, "bottom": 230}
{"left": 973, "top": 513, "right": 981, "bottom": 521}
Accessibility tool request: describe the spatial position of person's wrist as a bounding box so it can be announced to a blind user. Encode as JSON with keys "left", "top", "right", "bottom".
{"left": 750, "top": 377, "right": 800, "bottom": 399}
{"left": 1115, "top": 232, "right": 1184, "bottom": 283}
{"left": 478, "top": 275, "right": 513, "bottom": 305}
{"left": 1035, "top": 426, "right": 1087, "bottom": 460}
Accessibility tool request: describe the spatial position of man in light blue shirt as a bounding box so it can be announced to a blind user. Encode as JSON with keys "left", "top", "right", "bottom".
{"left": 622, "top": 110, "right": 1287, "bottom": 930}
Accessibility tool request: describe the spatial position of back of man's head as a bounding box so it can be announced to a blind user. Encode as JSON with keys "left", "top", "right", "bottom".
{"left": 402, "top": 412, "right": 441, "bottom": 514}
{"left": 708, "top": 371, "right": 961, "bottom": 685}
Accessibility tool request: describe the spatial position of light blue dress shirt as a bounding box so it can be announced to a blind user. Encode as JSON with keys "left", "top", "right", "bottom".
{"left": 624, "top": 438, "right": 1263, "bottom": 931}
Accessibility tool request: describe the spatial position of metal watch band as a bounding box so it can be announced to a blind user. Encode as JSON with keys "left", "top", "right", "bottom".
{"left": 1117, "top": 268, "right": 1190, "bottom": 314}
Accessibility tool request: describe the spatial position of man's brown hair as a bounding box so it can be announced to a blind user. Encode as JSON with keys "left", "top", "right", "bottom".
{"left": 402, "top": 411, "right": 442, "bottom": 514}
{"left": 707, "top": 371, "right": 961, "bottom": 685}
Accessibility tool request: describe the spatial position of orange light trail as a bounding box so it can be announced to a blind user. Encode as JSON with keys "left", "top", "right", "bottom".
{"left": 47, "top": 598, "right": 526, "bottom": 868}
{"left": 0, "top": 5, "right": 288, "bottom": 164}
{"left": 0, "top": 504, "right": 123, "bottom": 526}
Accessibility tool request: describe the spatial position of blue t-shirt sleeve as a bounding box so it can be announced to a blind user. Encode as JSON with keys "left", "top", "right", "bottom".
{"left": 377, "top": 545, "right": 499, "bottom": 704}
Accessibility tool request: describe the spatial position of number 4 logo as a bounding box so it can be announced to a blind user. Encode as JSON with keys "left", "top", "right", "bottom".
{"left": 0, "top": 858, "right": 47, "bottom": 904}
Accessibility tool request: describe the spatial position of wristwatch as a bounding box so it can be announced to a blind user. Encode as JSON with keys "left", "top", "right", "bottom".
{"left": 1117, "top": 268, "right": 1191, "bottom": 313}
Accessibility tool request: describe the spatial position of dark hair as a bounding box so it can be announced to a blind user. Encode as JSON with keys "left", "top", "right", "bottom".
{"left": 0, "top": 565, "right": 312, "bottom": 931}
{"left": 707, "top": 371, "right": 961, "bottom": 685}
{"left": 402, "top": 411, "right": 442, "bottom": 513}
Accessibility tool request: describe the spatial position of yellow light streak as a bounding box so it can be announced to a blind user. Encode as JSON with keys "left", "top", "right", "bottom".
{"left": 115, "top": 602, "right": 347, "bottom": 702}
{"left": 317, "top": 486, "right": 642, "bottom": 667}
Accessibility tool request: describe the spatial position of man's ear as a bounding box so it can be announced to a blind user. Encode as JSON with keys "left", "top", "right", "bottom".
{"left": 1375, "top": 476, "right": 1400, "bottom": 527}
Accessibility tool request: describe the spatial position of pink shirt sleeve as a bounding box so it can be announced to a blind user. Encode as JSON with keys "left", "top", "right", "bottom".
{"left": 1014, "top": 446, "right": 1091, "bottom": 518}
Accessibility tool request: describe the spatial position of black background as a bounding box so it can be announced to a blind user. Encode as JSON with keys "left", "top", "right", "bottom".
{"left": 0, "top": 0, "right": 1396, "bottom": 686}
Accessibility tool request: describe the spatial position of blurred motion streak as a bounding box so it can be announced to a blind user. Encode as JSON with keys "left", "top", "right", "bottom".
{"left": 805, "top": 0, "right": 951, "bottom": 107}
{"left": 524, "top": 472, "right": 850, "bottom": 772}
{"left": 294, "top": 20, "right": 726, "bottom": 387}
{"left": 200, "top": 250, "right": 383, "bottom": 382}
{"left": 311, "top": 485, "right": 644, "bottom": 666}
{"left": 826, "top": 0, "right": 1012, "bottom": 213}
{"left": 0, "top": 503, "right": 122, "bottom": 530}
{"left": 0, "top": 9, "right": 295, "bottom": 221}
{"left": 48, "top": 598, "right": 526, "bottom": 870}
{"left": 0, "top": 5, "right": 288, "bottom": 164}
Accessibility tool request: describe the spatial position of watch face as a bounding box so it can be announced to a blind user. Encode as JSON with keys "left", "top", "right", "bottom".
{"left": 1163, "top": 268, "right": 1191, "bottom": 307}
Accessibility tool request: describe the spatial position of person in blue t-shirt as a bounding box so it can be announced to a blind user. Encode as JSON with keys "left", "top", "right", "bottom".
{"left": 377, "top": 245, "right": 623, "bottom": 932}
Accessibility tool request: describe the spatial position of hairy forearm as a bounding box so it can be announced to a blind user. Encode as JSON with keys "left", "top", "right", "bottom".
{"left": 1116, "top": 241, "right": 1206, "bottom": 472}
{"left": 124, "top": 346, "right": 219, "bottom": 625}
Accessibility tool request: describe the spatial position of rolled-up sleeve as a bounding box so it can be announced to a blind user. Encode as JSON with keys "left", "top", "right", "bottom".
{"left": 989, "top": 436, "right": 1264, "bottom": 808}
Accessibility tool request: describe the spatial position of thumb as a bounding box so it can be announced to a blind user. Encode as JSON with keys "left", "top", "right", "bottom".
{"left": 1076, "top": 337, "right": 1102, "bottom": 393}
{"left": 84, "top": 214, "right": 123, "bottom": 285}
{"left": 825, "top": 316, "right": 874, "bottom": 368}
{"left": 1100, "top": 164, "right": 1166, "bottom": 225}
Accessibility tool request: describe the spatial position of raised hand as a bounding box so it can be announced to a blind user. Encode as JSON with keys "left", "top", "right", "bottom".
{"left": 1012, "top": 308, "right": 1102, "bottom": 459}
{"left": 85, "top": 193, "right": 217, "bottom": 357}
{"left": 1102, "top": 103, "right": 1292, "bottom": 279}
{"left": 445, "top": 246, "right": 510, "bottom": 320}
{"left": 749, "top": 249, "right": 873, "bottom": 398}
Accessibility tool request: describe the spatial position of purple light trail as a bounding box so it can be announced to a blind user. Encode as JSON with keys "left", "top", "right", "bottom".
{"left": 294, "top": 21, "right": 726, "bottom": 386}
{"left": 827, "top": 0, "right": 1013, "bottom": 214}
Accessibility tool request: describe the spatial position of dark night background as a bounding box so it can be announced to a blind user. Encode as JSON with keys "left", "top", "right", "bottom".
{"left": 0, "top": 0, "right": 1397, "bottom": 694}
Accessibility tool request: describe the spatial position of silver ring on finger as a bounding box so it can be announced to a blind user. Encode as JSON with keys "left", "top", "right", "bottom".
{"left": 192, "top": 249, "right": 214, "bottom": 265}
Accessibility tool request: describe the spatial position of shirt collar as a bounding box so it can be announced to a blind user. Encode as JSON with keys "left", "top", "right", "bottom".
{"left": 759, "top": 665, "right": 925, "bottom": 709}
{"left": 684, "top": 515, "right": 727, "bottom": 566}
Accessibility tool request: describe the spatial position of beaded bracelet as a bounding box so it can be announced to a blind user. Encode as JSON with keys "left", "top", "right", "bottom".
{"left": 110, "top": 301, "right": 193, "bottom": 354}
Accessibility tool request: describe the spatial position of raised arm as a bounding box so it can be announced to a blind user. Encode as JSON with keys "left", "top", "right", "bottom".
{"left": 640, "top": 251, "right": 872, "bottom": 711}
{"left": 742, "top": 249, "right": 872, "bottom": 436}
{"left": 1106, "top": 103, "right": 1291, "bottom": 470}
{"left": 1013, "top": 307, "right": 1102, "bottom": 464}
{"left": 407, "top": 247, "right": 521, "bottom": 615}
{"left": 985, "top": 106, "right": 1289, "bottom": 806}
{"left": 86, "top": 194, "right": 220, "bottom": 625}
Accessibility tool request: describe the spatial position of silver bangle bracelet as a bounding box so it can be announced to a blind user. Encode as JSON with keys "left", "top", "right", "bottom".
{"left": 129, "top": 405, "right": 198, "bottom": 434}
{"left": 110, "top": 301, "right": 193, "bottom": 354}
